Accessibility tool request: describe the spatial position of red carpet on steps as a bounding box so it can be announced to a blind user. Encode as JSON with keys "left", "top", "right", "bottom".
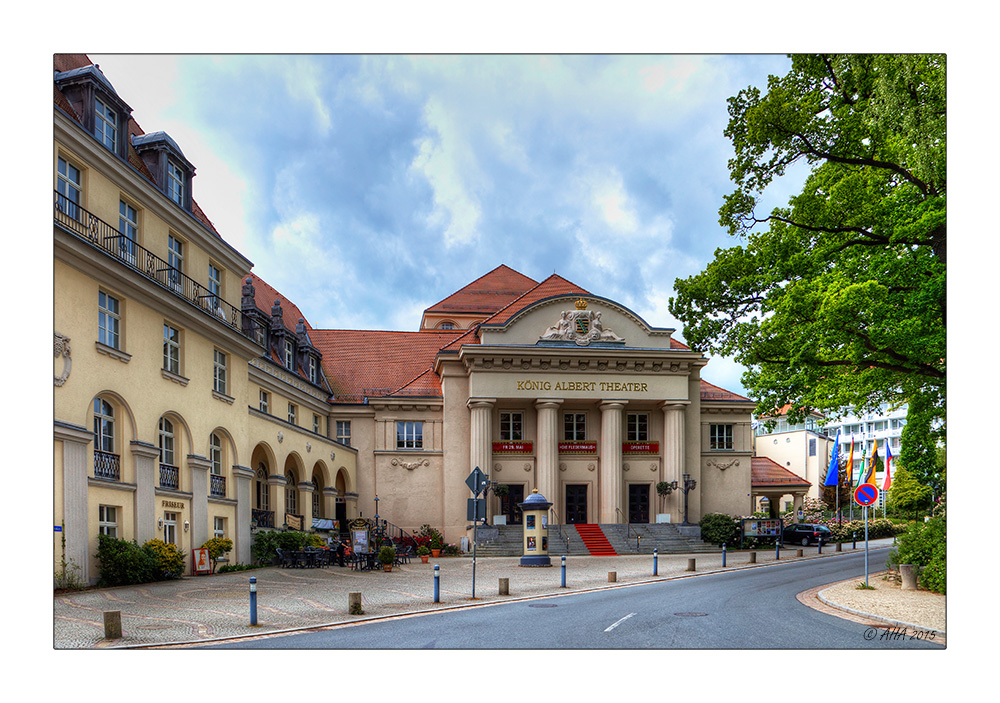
{"left": 575, "top": 524, "right": 617, "bottom": 556}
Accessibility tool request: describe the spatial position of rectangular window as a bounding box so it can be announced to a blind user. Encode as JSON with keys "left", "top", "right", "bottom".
{"left": 313, "top": 414, "right": 321, "bottom": 434}
{"left": 259, "top": 390, "right": 269, "bottom": 413}
{"left": 500, "top": 412, "right": 523, "bottom": 441}
{"left": 809, "top": 438, "right": 817, "bottom": 456}
{"left": 57, "top": 156, "right": 82, "bottom": 219}
{"left": 95, "top": 98, "right": 117, "bottom": 151}
{"left": 118, "top": 200, "right": 138, "bottom": 263}
{"left": 167, "top": 235, "right": 184, "bottom": 291}
{"left": 308, "top": 356, "right": 318, "bottom": 384}
{"left": 564, "top": 413, "right": 586, "bottom": 441}
{"left": 208, "top": 263, "right": 222, "bottom": 310}
{"left": 213, "top": 349, "right": 227, "bottom": 394}
{"left": 98, "top": 291, "right": 121, "bottom": 349}
{"left": 626, "top": 413, "right": 649, "bottom": 442}
{"left": 397, "top": 421, "right": 423, "bottom": 449}
{"left": 336, "top": 420, "right": 351, "bottom": 447}
{"left": 710, "top": 424, "right": 734, "bottom": 451}
{"left": 99, "top": 505, "right": 118, "bottom": 537}
{"left": 93, "top": 398, "right": 115, "bottom": 453}
{"left": 163, "top": 324, "right": 180, "bottom": 374}
{"left": 285, "top": 339, "right": 295, "bottom": 371}
{"left": 213, "top": 516, "right": 226, "bottom": 540}
{"left": 163, "top": 512, "right": 178, "bottom": 545}
{"left": 167, "top": 160, "right": 184, "bottom": 205}
{"left": 288, "top": 403, "right": 297, "bottom": 425}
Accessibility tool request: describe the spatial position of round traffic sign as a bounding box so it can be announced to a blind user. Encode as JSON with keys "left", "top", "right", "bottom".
{"left": 854, "top": 483, "right": 879, "bottom": 506}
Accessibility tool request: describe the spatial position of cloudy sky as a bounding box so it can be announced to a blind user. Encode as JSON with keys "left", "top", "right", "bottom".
{"left": 86, "top": 53, "right": 813, "bottom": 396}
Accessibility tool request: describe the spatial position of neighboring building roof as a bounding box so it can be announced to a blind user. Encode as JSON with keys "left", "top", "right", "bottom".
{"left": 699, "top": 379, "right": 752, "bottom": 403}
{"left": 751, "top": 457, "right": 812, "bottom": 488}
{"left": 423, "top": 264, "right": 538, "bottom": 318}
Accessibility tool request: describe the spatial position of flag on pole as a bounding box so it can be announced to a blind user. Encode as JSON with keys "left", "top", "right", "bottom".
{"left": 846, "top": 436, "right": 855, "bottom": 491}
{"left": 824, "top": 429, "right": 841, "bottom": 487}
{"left": 861, "top": 442, "right": 879, "bottom": 487}
{"left": 858, "top": 442, "right": 867, "bottom": 487}
{"left": 882, "top": 442, "right": 893, "bottom": 492}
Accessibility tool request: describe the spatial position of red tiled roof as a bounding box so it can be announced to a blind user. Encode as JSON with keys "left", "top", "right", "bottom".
{"left": 700, "top": 379, "right": 751, "bottom": 402}
{"left": 249, "top": 273, "right": 313, "bottom": 332}
{"left": 53, "top": 54, "right": 221, "bottom": 238}
{"left": 751, "top": 457, "right": 812, "bottom": 488}
{"left": 424, "top": 264, "right": 538, "bottom": 316}
{"left": 311, "top": 329, "right": 463, "bottom": 402}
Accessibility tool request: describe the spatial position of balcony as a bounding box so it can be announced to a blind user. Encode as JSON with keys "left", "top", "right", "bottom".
{"left": 210, "top": 473, "right": 226, "bottom": 498}
{"left": 94, "top": 450, "right": 120, "bottom": 481}
{"left": 159, "top": 463, "right": 179, "bottom": 490}
{"left": 252, "top": 509, "right": 274, "bottom": 529}
{"left": 54, "top": 192, "right": 265, "bottom": 345}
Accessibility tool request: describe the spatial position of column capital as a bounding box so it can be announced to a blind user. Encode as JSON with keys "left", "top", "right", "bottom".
{"left": 659, "top": 400, "right": 691, "bottom": 412}
{"left": 129, "top": 440, "right": 161, "bottom": 459}
{"left": 534, "top": 398, "right": 564, "bottom": 410}
{"left": 599, "top": 399, "right": 628, "bottom": 411}
{"left": 468, "top": 397, "right": 496, "bottom": 409}
{"left": 187, "top": 454, "right": 212, "bottom": 472}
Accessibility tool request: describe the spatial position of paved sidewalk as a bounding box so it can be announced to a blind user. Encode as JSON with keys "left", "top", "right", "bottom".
{"left": 54, "top": 540, "right": 898, "bottom": 649}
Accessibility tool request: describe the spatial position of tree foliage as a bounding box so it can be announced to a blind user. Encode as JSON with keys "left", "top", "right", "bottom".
{"left": 669, "top": 55, "right": 945, "bottom": 432}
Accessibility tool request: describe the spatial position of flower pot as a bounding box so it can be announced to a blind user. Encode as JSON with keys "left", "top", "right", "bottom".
{"left": 420, "top": 555, "right": 429, "bottom": 563}
{"left": 431, "top": 549, "right": 441, "bottom": 557}
{"left": 383, "top": 564, "right": 392, "bottom": 572}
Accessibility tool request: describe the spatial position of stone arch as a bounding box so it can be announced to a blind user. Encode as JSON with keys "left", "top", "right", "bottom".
{"left": 283, "top": 452, "right": 304, "bottom": 516}
{"left": 310, "top": 460, "right": 331, "bottom": 519}
{"left": 208, "top": 426, "right": 239, "bottom": 469}
{"left": 86, "top": 390, "right": 137, "bottom": 445}
{"left": 155, "top": 410, "right": 192, "bottom": 492}
{"left": 335, "top": 466, "right": 352, "bottom": 495}
{"left": 208, "top": 427, "right": 238, "bottom": 500}
{"left": 251, "top": 442, "right": 277, "bottom": 526}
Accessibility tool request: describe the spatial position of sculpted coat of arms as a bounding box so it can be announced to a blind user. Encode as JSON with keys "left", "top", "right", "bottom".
{"left": 539, "top": 299, "right": 624, "bottom": 346}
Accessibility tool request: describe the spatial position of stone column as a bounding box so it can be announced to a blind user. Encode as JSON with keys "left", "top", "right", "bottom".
{"left": 535, "top": 399, "right": 563, "bottom": 512}
{"left": 188, "top": 454, "right": 212, "bottom": 554}
{"left": 54, "top": 422, "right": 93, "bottom": 585}
{"left": 232, "top": 465, "right": 254, "bottom": 564}
{"left": 660, "top": 401, "right": 688, "bottom": 521}
{"left": 299, "top": 481, "right": 315, "bottom": 529}
{"left": 599, "top": 401, "right": 626, "bottom": 523}
{"left": 269, "top": 474, "right": 287, "bottom": 526}
{"left": 130, "top": 441, "right": 160, "bottom": 545}
{"left": 323, "top": 487, "right": 338, "bottom": 523}
{"left": 468, "top": 398, "right": 495, "bottom": 476}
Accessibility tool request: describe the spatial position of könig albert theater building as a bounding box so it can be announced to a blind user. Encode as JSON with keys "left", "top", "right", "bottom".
{"left": 53, "top": 55, "right": 755, "bottom": 582}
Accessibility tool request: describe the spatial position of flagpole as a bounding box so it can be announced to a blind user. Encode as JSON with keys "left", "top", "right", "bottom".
{"left": 864, "top": 504, "right": 869, "bottom": 587}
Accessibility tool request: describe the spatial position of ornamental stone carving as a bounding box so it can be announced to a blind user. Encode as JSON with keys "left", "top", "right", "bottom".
{"left": 277, "top": 432, "right": 284, "bottom": 443}
{"left": 54, "top": 332, "right": 72, "bottom": 387}
{"left": 707, "top": 458, "right": 740, "bottom": 471}
{"left": 539, "top": 299, "right": 625, "bottom": 346}
{"left": 391, "top": 458, "right": 429, "bottom": 471}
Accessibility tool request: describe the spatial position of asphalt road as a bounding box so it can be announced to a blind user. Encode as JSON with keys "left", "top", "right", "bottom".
{"left": 203, "top": 547, "right": 943, "bottom": 649}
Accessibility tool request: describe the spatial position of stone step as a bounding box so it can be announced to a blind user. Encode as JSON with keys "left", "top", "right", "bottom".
{"left": 471, "top": 523, "right": 718, "bottom": 556}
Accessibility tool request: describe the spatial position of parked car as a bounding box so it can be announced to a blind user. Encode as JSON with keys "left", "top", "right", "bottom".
{"left": 782, "top": 523, "right": 833, "bottom": 546}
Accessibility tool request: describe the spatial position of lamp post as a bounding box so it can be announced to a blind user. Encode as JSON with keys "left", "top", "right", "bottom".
{"left": 680, "top": 473, "right": 697, "bottom": 526}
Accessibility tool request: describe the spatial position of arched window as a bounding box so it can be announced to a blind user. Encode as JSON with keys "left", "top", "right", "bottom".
{"left": 286, "top": 471, "right": 297, "bottom": 514}
{"left": 209, "top": 433, "right": 225, "bottom": 498}
{"left": 93, "top": 398, "right": 115, "bottom": 452}
{"left": 312, "top": 478, "right": 321, "bottom": 518}
{"left": 255, "top": 464, "right": 269, "bottom": 511}
{"left": 158, "top": 418, "right": 175, "bottom": 465}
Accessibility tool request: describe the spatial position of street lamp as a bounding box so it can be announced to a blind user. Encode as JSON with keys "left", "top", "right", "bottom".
{"left": 680, "top": 473, "right": 698, "bottom": 526}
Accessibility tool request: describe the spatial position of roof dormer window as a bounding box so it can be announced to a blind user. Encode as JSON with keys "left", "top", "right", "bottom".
{"left": 94, "top": 97, "right": 117, "bottom": 152}
{"left": 167, "top": 159, "right": 185, "bottom": 205}
{"left": 132, "top": 131, "right": 195, "bottom": 212}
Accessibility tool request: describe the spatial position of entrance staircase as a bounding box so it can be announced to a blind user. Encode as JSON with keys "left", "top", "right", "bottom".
{"left": 473, "top": 522, "right": 718, "bottom": 557}
{"left": 575, "top": 524, "right": 617, "bottom": 556}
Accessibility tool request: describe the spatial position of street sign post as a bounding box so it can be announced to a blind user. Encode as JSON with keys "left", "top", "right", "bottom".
{"left": 853, "top": 484, "right": 879, "bottom": 587}
{"left": 466, "top": 467, "right": 489, "bottom": 599}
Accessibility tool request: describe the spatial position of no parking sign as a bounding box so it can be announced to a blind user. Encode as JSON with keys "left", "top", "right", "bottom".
{"left": 854, "top": 484, "right": 879, "bottom": 507}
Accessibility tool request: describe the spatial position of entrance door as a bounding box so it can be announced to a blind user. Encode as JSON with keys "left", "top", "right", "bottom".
{"left": 565, "top": 484, "right": 588, "bottom": 524}
{"left": 628, "top": 484, "right": 650, "bottom": 524}
{"left": 502, "top": 484, "right": 525, "bottom": 525}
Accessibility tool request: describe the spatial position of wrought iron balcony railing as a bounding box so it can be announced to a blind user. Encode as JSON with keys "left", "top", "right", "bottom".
{"left": 159, "top": 463, "right": 180, "bottom": 490}
{"left": 210, "top": 473, "right": 227, "bottom": 498}
{"left": 54, "top": 192, "right": 266, "bottom": 345}
{"left": 252, "top": 509, "right": 274, "bottom": 529}
{"left": 94, "top": 450, "right": 121, "bottom": 481}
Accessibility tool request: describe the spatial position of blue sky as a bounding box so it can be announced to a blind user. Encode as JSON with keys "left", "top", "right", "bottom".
{"left": 87, "top": 53, "right": 814, "bottom": 396}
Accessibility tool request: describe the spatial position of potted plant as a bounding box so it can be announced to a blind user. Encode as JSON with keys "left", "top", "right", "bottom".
{"left": 378, "top": 545, "right": 396, "bottom": 572}
{"left": 656, "top": 481, "right": 674, "bottom": 523}
{"left": 430, "top": 534, "right": 442, "bottom": 558}
{"left": 416, "top": 545, "right": 431, "bottom": 563}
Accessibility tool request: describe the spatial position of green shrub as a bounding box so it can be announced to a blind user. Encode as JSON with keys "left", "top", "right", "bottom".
{"left": 96, "top": 534, "right": 158, "bottom": 586}
{"left": 144, "top": 539, "right": 186, "bottom": 578}
{"left": 217, "top": 563, "right": 258, "bottom": 573}
{"left": 378, "top": 545, "right": 396, "bottom": 565}
{"left": 888, "top": 516, "right": 946, "bottom": 594}
{"left": 699, "top": 513, "right": 739, "bottom": 546}
{"left": 251, "top": 529, "right": 322, "bottom": 564}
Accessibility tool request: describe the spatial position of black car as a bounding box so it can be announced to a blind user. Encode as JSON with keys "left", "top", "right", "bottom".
{"left": 782, "top": 523, "right": 833, "bottom": 546}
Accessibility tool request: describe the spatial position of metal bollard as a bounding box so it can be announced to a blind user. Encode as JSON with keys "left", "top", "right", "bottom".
{"left": 249, "top": 576, "right": 258, "bottom": 625}
{"left": 433, "top": 564, "right": 440, "bottom": 603}
{"left": 722, "top": 543, "right": 726, "bottom": 568}
{"left": 818, "top": 539, "right": 823, "bottom": 554}
{"left": 775, "top": 540, "right": 780, "bottom": 560}
{"left": 561, "top": 556, "right": 566, "bottom": 588}
{"left": 653, "top": 548, "right": 658, "bottom": 576}
{"left": 853, "top": 532, "right": 857, "bottom": 550}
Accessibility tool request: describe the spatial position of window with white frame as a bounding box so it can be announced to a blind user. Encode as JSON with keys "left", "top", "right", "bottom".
{"left": 284, "top": 339, "right": 295, "bottom": 371}
{"left": 163, "top": 511, "right": 178, "bottom": 545}
{"left": 98, "top": 291, "right": 121, "bottom": 349}
{"left": 626, "top": 413, "right": 649, "bottom": 442}
{"left": 286, "top": 472, "right": 297, "bottom": 514}
{"left": 93, "top": 398, "right": 115, "bottom": 453}
{"left": 118, "top": 200, "right": 137, "bottom": 262}
{"left": 99, "top": 505, "right": 118, "bottom": 537}
{"left": 710, "top": 424, "right": 734, "bottom": 451}
{"left": 313, "top": 414, "right": 321, "bottom": 434}
{"left": 397, "top": 421, "right": 423, "bottom": 449}
{"left": 163, "top": 324, "right": 180, "bottom": 375}
{"left": 336, "top": 420, "right": 351, "bottom": 446}
{"left": 167, "top": 235, "right": 184, "bottom": 290}
{"left": 500, "top": 412, "right": 523, "bottom": 441}
{"left": 167, "top": 160, "right": 185, "bottom": 205}
{"left": 259, "top": 390, "right": 269, "bottom": 413}
{"left": 159, "top": 417, "right": 176, "bottom": 466}
{"left": 210, "top": 433, "right": 223, "bottom": 475}
{"left": 288, "top": 403, "right": 297, "bottom": 425}
{"left": 213, "top": 516, "right": 226, "bottom": 539}
{"left": 57, "top": 156, "right": 81, "bottom": 219}
{"left": 208, "top": 263, "right": 222, "bottom": 311}
{"left": 308, "top": 356, "right": 318, "bottom": 384}
{"left": 95, "top": 97, "right": 117, "bottom": 151}
{"left": 564, "top": 413, "right": 586, "bottom": 441}
{"left": 312, "top": 479, "right": 321, "bottom": 518}
{"left": 213, "top": 349, "right": 227, "bottom": 395}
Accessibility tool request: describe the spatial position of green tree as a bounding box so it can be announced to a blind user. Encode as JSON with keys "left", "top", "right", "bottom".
{"left": 886, "top": 463, "right": 931, "bottom": 519}
{"left": 669, "top": 55, "right": 945, "bottom": 432}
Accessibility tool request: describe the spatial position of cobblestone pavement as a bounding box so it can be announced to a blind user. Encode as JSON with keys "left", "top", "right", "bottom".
{"left": 54, "top": 540, "right": 905, "bottom": 649}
